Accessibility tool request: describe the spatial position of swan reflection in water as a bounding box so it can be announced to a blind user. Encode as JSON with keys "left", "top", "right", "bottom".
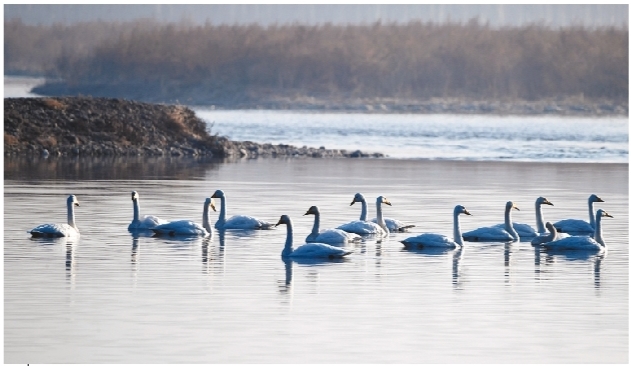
{"left": 31, "top": 236, "right": 78, "bottom": 284}
{"left": 402, "top": 245, "right": 465, "bottom": 288}
{"left": 534, "top": 245, "right": 607, "bottom": 289}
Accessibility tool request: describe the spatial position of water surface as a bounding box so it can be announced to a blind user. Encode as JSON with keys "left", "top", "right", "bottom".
{"left": 4, "top": 157, "right": 628, "bottom": 363}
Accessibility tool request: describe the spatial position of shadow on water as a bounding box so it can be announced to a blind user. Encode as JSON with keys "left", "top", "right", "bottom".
{"left": 4, "top": 155, "right": 232, "bottom": 181}
{"left": 401, "top": 246, "right": 465, "bottom": 288}
{"left": 533, "top": 245, "right": 607, "bottom": 289}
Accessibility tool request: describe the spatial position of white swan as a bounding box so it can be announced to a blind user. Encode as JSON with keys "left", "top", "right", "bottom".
{"left": 345, "top": 193, "right": 414, "bottom": 232}
{"left": 128, "top": 191, "right": 169, "bottom": 230}
{"left": 276, "top": 215, "right": 352, "bottom": 259}
{"left": 152, "top": 198, "right": 215, "bottom": 237}
{"left": 336, "top": 194, "right": 388, "bottom": 236}
{"left": 553, "top": 194, "right": 604, "bottom": 234}
{"left": 29, "top": 195, "right": 80, "bottom": 237}
{"left": 401, "top": 205, "right": 472, "bottom": 249}
{"left": 211, "top": 189, "right": 274, "bottom": 230}
{"left": 304, "top": 206, "right": 361, "bottom": 245}
{"left": 543, "top": 210, "right": 613, "bottom": 251}
{"left": 493, "top": 196, "right": 553, "bottom": 237}
{"left": 463, "top": 201, "right": 520, "bottom": 242}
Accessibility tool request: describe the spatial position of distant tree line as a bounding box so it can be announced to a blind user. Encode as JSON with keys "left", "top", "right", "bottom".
{"left": 5, "top": 18, "right": 628, "bottom": 103}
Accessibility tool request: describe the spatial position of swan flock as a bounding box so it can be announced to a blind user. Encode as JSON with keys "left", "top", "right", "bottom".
{"left": 29, "top": 192, "right": 613, "bottom": 256}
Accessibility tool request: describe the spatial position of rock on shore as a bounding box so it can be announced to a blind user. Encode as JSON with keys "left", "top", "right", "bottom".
{"left": 3, "top": 97, "right": 384, "bottom": 158}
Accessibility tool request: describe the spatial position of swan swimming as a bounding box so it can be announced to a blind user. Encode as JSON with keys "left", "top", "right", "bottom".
{"left": 304, "top": 206, "right": 361, "bottom": 245}
{"left": 493, "top": 196, "right": 553, "bottom": 237}
{"left": 463, "top": 201, "right": 520, "bottom": 242}
{"left": 335, "top": 192, "right": 414, "bottom": 232}
{"left": 276, "top": 215, "right": 352, "bottom": 259}
{"left": 152, "top": 198, "right": 215, "bottom": 237}
{"left": 401, "top": 205, "right": 471, "bottom": 249}
{"left": 128, "top": 191, "right": 169, "bottom": 230}
{"left": 531, "top": 222, "right": 559, "bottom": 246}
{"left": 211, "top": 189, "right": 274, "bottom": 230}
{"left": 336, "top": 194, "right": 388, "bottom": 236}
{"left": 543, "top": 210, "right": 613, "bottom": 251}
{"left": 29, "top": 195, "right": 80, "bottom": 238}
{"left": 553, "top": 194, "right": 604, "bottom": 234}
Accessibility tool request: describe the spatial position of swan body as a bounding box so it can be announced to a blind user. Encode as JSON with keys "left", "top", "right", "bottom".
{"left": 531, "top": 222, "right": 571, "bottom": 245}
{"left": 304, "top": 206, "right": 361, "bottom": 245}
{"left": 128, "top": 191, "right": 169, "bottom": 230}
{"left": 553, "top": 194, "right": 604, "bottom": 234}
{"left": 337, "top": 193, "right": 388, "bottom": 236}
{"left": 463, "top": 201, "right": 520, "bottom": 242}
{"left": 543, "top": 210, "right": 612, "bottom": 251}
{"left": 401, "top": 205, "right": 471, "bottom": 249}
{"left": 276, "top": 215, "right": 352, "bottom": 258}
{"left": 152, "top": 198, "right": 215, "bottom": 237}
{"left": 493, "top": 196, "right": 553, "bottom": 237}
{"left": 29, "top": 195, "right": 80, "bottom": 238}
{"left": 211, "top": 189, "right": 274, "bottom": 230}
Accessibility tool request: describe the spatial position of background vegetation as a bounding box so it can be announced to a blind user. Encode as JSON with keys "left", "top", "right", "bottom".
{"left": 5, "top": 19, "right": 628, "bottom": 104}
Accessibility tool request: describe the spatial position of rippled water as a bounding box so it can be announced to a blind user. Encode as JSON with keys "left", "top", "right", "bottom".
{"left": 4, "top": 157, "right": 628, "bottom": 363}
{"left": 196, "top": 109, "right": 629, "bottom": 162}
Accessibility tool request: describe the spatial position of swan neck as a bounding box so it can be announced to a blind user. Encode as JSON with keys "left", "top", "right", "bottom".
{"left": 588, "top": 199, "right": 596, "bottom": 229}
{"left": 311, "top": 211, "right": 321, "bottom": 235}
{"left": 132, "top": 199, "right": 140, "bottom": 223}
{"left": 376, "top": 200, "right": 387, "bottom": 231}
{"left": 504, "top": 206, "right": 519, "bottom": 241}
{"left": 67, "top": 200, "right": 76, "bottom": 229}
{"left": 360, "top": 199, "right": 367, "bottom": 221}
{"left": 535, "top": 202, "right": 545, "bottom": 234}
{"left": 594, "top": 214, "right": 605, "bottom": 246}
{"left": 282, "top": 219, "right": 294, "bottom": 257}
{"left": 203, "top": 202, "right": 212, "bottom": 234}
{"left": 453, "top": 211, "right": 463, "bottom": 246}
{"left": 218, "top": 196, "right": 227, "bottom": 225}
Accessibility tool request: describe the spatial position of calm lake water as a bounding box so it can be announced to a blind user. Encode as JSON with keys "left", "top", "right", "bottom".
{"left": 4, "top": 156, "right": 629, "bottom": 363}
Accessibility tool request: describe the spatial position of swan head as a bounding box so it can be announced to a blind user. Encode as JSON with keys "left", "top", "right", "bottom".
{"left": 596, "top": 209, "right": 613, "bottom": 220}
{"left": 455, "top": 205, "right": 471, "bottom": 216}
{"left": 204, "top": 197, "right": 217, "bottom": 212}
{"left": 211, "top": 190, "right": 225, "bottom": 199}
{"left": 536, "top": 197, "right": 554, "bottom": 206}
{"left": 67, "top": 195, "right": 80, "bottom": 207}
{"left": 131, "top": 191, "right": 139, "bottom": 201}
{"left": 545, "top": 221, "right": 556, "bottom": 234}
{"left": 589, "top": 194, "right": 604, "bottom": 203}
{"left": 506, "top": 201, "right": 519, "bottom": 211}
{"left": 350, "top": 193, "right": 365, "bottom": 206}
{"left": 303, "top": 206, "right": 320, "bottom": 216}
{"left": 275, "top": 214, "right": 291, "bottom": 227}
{"left": 377, "top": 196, "right": 392, "bottom": 206}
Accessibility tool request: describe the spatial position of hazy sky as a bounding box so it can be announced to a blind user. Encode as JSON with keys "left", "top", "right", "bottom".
{"left": 5, "top": 4, "right": 628, "bottom": 28}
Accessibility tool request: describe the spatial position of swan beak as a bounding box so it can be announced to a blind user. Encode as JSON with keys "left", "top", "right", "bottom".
{"left": 384, "top": 200, "right": 392, "bottom": 206}
{"left": 603, "top": 211, "right": 614, "bottom": 218}
{"left": 211, "top": 192, "right": 220, "bottom": 199}
{"left": 75, "top": 202, "right": 80, "bottom": 207}
{"left": 211, "top": 202, "right": 216, "bottom": 212}
{"left": 303, "top": 211, "right": 310, "bottom": 216}
{"left": 464, "top": 209, "right": 472, "bottom": 216}
{"left": 513, "top": 205, "right": 520, "bottom": 211}
{"left": 349, "top": 200, "right": 356, "bottom": 206}
{"left": 544, "top": 199, "right": 554, "bottom": 206}
{"left": 274, "top": 219, "right": 283, "bottom": 227}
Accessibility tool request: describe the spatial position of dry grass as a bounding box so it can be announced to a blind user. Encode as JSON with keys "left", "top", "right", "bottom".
{"left": 43, "top": 98, "right": 66, "bottom": 110}
{"left": 4, "top": 133, "right": 19, "bottom": 146}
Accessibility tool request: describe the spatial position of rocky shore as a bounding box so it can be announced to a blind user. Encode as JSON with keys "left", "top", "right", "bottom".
{"left": 3, "top": 97, "right": 384, "bottom": 159}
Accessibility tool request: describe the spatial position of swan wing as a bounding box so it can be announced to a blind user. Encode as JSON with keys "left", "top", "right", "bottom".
{"left": 129, "top": 215, "right": 169, "bottom": 230}
{"left": 152, "top": 220, "right": 208, "bottom": 236}
{"left": 291, "top": 243, "right": 352, "bottom": 258}
{"left": 463, "top": 226, "right": 514, "bottom": 242}
{"left": 542, "top": 236, "right": 602, "bottom": 251}
{"left": 494, "top": 222, "right": 537, "bottom": 237}
{"left": 220, "top": 215, "right": 273, "bottom": 230}
{"left": 553, "top": 219, "right": 594, "bottom": 234}
{"left": 30, "top": 223, "right": 78, "bottom": 237}
{"left": 401, "top": 233, "right": 458, "bottom": 249}
{"left": 313, "top": 229, "right": 361, "bottom": 245}
{"left": 371, "top": 217, "right": 415, "bottom": 232}
{"left": 337, "top": 220, "right": 386, "bottom": 235}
